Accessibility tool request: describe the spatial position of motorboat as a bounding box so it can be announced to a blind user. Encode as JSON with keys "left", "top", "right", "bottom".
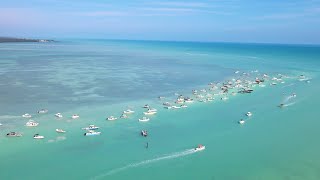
{"left": 139, "top": 117, "right": 150, "bottom": 122}
{"left": 82, "top": 125, "right": 99, "bottom": 130}
{"left": 55, "top": 113, "right": 63, "bottom": 118}
{"left": 148, "top": 108, "right": 157, "bottom": 112}
{"left": 84, "top": 130, "right": 101, "bottom": 136}
{"left": 33, "top": 134, "right": 44, "bottom": 139}
{"left": 143, "top": 111, "right": 157, "bottom": 115}
{"left": 123, "top": 109, "right": 135, "bottom": 114}
{"left": 37, "top": 109, "right": 48, "bottom": 114}
{"left": 141, "top": 130, "right": 148, "bottom": 137}
{"left": 22, "top": 113, "right": 32, "bottom": 118}
{"left": 6, "top": 132, "right": 22, "bottom": 137}
{"left": 184, "top": 98, "right": 194, "bottom": 103}
{"left": 56, "top": 129, "right": 66, "bottom": 133}
{"left": 171, "top": 106, "right": 181, "bottom": 109}
{"left": 271, "top": 82, "right": 277, "bottom": 85}
{"left": 163, "top": 102, "right": 171, "bottom": 106}
{"left": 164, "top": 106, "right": 172, "bottom": 109}
{"left": 107, "top": 116, "right": 117, "bottom": 121}
{"left": 71, "top": 114, "right": 80, "bottom": 119}
{"left": 194, "top": 144, "right": 206, "bottom": 152}
{"left": 239, "top": 119, "right": 245, "bottom": 124}
{"left": 25, "top": 120, "right": 39, "bottom": 127}
{"left": 221, "top": 96, "right": 228, "bottom": 101}
{"left": 246, "top": 112, "right": 252, "bottom": 117}
{"left": 143, "top": 104, "right": 150, "bottom": 108}
{"left": 120, "top": 114, "right": 128, "bottom": 119}
{"left": 180, "top": 104, "right": 188, "bottom": 108}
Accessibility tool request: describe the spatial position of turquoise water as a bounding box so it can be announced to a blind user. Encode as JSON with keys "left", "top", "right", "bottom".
{"left": 0, "top": 40, "right": 320, "bottom": 180}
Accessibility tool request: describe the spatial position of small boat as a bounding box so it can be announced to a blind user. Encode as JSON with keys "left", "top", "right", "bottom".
{"left": 239, "top": 119, "right": 245, "bottom": 124}
{"left": 33, "top": 134, "right": 44, "bottom": 139}
{"left": 164, "top": 106, "right": 172, "bottom": 109}
{"left": 107, "top": 116, "right": 117, "bottom": 121}
{"left": 71, "top": 114, "right": 80, "bottom": 119}
{"left": 141, "top": 130, "right": 148, "bottom": 137}
{"left": 123, "top": 109, "right": 135, "bottom": 114}
{"left": 194, "top": 144, "right": 205, "bottom": 152}
{"left": 82, "top": 125, "right": 99, "bottom": 130}
{"left": 163, "top": 102, "right": 171, "bottom": 106}
{"left": 56, "top": 129, "right": 66, "bottom": 133}
{"left": 143, "top": 104, "right": 150, "bottom": 108}
{"left": 148, "top": 108, "right": 157, "bottom": 112}
{"left": 221, "top": 97, "right": 228, "bottom": 101}
{"left": 22, "top": 113, "right": 32, "bottom": 118}
{"left": 55, "top": 113, "right": 63, "bottom": 118}
{"left": 120, "top": 114, "right": 128, "bottom": 119}
{"left": 184, "top": 98, "right": 194, "bottom": 103}
{"left": 139, "top": 117, "right": 150, "bottom": 122}
{"left": 171, "top": 106, "right": 181, "bottom": 109}
{"left": 158, "top": 96, "right": 165, "bottom": 99}
{"left": 246, "top": 112, "right": 252, "bottom": 117}
{"left": 0, "top": 123, "right": 2, "bottom": 126}
{"left": 6, "top": 132, "right": 22, "bottom": 137}
{"left": 37, "top": 109, "right": 48, "bottom": 114}
{"left": 271, "top": 82, "right": 277, "bottom": 85}
{"left": 25, "top": 120, "right": 39, "bottom": 127}
{"left": 180, "top": 104, "right": 188, "bottom": 108}
{"left": 84, "top": 130, "right": 101, "bottom": 136}
{"left": 143, "top": 111, "right": 157, "bottom": 115}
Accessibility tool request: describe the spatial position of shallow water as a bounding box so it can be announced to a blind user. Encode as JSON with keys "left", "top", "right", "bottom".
{"left": 0, "top": 40, "right": 319, "bottom": 180}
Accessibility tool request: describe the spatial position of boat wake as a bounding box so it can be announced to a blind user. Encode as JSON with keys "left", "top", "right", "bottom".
{"left": 92, "top": 148, "right": 196, "bottom": 179}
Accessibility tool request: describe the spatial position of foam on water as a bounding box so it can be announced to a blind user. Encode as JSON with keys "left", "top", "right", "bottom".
{"left": 92, "top": 148, "right": 197, "bottom": 179}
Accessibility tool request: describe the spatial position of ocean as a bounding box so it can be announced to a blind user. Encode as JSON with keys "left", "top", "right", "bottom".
{"left": 0, "top": 39, "right": 319, "bottom": 180}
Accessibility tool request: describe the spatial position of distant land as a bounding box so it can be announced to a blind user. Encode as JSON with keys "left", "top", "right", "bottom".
{"left": 0, "top": 37, "right": 55, "bottom": 43}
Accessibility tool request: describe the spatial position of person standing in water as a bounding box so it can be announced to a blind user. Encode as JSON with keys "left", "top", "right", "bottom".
{"left": 146, "top": 142, "right": 149, "bottom": 149}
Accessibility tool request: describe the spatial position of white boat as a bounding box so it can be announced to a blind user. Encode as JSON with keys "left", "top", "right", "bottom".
{"left": 22, "top": 113, "right": 32, "bottom": 118}
{"left": 71, "top": 114, "right": 80, "bottom": 119}
{"left": 107, "top": 116, "right": 117, "bottom": 121}
{"left": 33, "top": 134, "right": 44, "bottom": 139}
{"left": 184, "top": 98, "right": 194, "bottom": 103}
{"left": 84, "top": 130, "right": 101, "bottom": 136}
{"left": 82, "top": 125, "right": 99, "bottom": 130}
{"left": 55, "top": 113, "right": 63, "bottom": 118}
{"left": 148, "top": 108, "right": 157, "bottom": 112}
{"left": 164, "top": 106, "right": 172, "bottom": 109}
{"left": 0, "top": 123, "right": 2, "bottom": 126}
{"left": 221, "top": 97, "right": 228, "bottom": 101}
{"left": 171, "top": 106, "right": 181, "bottom": 109}
{"left": 246, "top": 112, "right": 252, "bottom": 117}
{"left": 26, "top": 120, "right": 39, "bottom": 127}
{"left": 239, "top": 119, "right": 245, "bottom": 124}
{"left": 143, "top": 111, "right": 157, "bottom": 115}
{"left": 120, "top": 114, "right": 128, "bottom": 119}
{"left": 37, "top": 109, "right": 48, "bottom": 114}
{"left": 141, "top": 130, "right": 148, "bottom": 137}
{"left": 123, "top": 109, "right": 135, "bottom": 114}
{"left": 194, "top": 144, "right": 206, "bottom": 152}
{"left": 56, "top": 129, "right": 66, "bottom": 133}
{"left": 6, "top": 132, "right": 22, "bottom": 137}
{"left": 270, "top": 82, "right": 277, "bottom": 85}
{"left": 180, "top": 105, "right": 188, "bottom": 108}
{"left": 143, "top": 104, "right": 150, "bottom": 108}
{"left": 139, "top": 117, "right": 150, "bottom": 122}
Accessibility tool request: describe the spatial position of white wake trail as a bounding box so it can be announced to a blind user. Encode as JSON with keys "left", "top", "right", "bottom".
{"left": 92, "top": 148, "right": 196, "bottom": 180}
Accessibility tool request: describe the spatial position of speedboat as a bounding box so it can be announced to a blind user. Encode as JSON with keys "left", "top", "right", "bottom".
{"left": 143, "top": 111, "right": 157, "bottom": 115}
{"left": 239, "top": 119, "right": 245, "bottom": 124}
{"left": 107, "top": 116, "right": 117, "bottom": 121}
{"left": 22, "top": 113, "right": 32, "bottom": 118}
{"left": 139, "top": 117, "right": 150, "bottom": 122}
{"left": 71, "top": 114, "right": 80, "bottom": 119}
{"left": 246, "top": 112, "right": 252, "bottom": 117}
{"left": 271, "top": 82, "right": 277, "bottom": 85}
{"left": 194, "top": 144, "right": 205, "bottom": 152}
{"left": 56, "top": 129, "right": 66, "bottom": 133}
{"left": 84, "top": 130, "right": 101, "bottom": 136}
{"left": 120, "top": 114, "right": 128, "bottom": 119}
{"left": 33, "top": 134, "right": 44, "bottom": 139}
{"left": 55, "top": 113, "right": 63, "bottom": 118}
{"left": 141, "top": 130, "right": 148, "bottom": 137}
{"left": 221, "top": 96, "right": 228, "bottom": 101}
{"left": 123, "top": 109, "right": 135, "bottom": 114}
{"left": 143, "top": 104, "right": 150, "bottom": 108}
{"left": 37, "top": 109, "right": 48, "bottom": 114}
{"left": 164, "top": 106, "right": 172, "bottom": 109}
{"left": 25, "top": 120, "right": 39, "bottom": 127}
{"left": 6, "top": 132, "right": 22, "bottom": 137}
{"left": 82, "top": 125, "right": 99, "bottom": 130}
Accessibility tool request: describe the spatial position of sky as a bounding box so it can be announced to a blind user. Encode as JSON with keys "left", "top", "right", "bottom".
{"left": 0, "top": 0, "right": 320, "bottom": 44}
